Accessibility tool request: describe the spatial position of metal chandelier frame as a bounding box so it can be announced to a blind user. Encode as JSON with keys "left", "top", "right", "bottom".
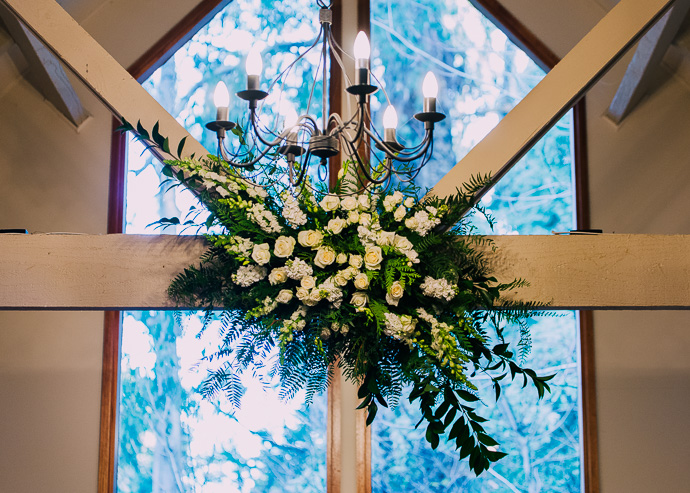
{"left": 205, "top": 0, "right": 445, "bottom": 191}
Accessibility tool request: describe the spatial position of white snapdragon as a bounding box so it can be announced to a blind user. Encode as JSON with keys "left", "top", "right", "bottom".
{"left": 216, "top": 186, "right": 230, "bottom": 198}
{"left": 281, "top": 194, "right": 307, "bottom": 228}
{"left": 225, "top": 236, "right": 253, "bottom": 257}
{"left": 285, "top": 258, "right": 313, "bottom": 280}
{"left": 247, "top": 203, "right": 282, "bottom": 234}
{"left": 420, "top": 276, "right": 457, "bottom": 301}
{"left": 232, "top": 265, "right": 267, "bottom": 287}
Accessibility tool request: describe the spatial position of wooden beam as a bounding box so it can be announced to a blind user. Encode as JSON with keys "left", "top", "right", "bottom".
{"left": 607, "top": 0, "right": 690, "bottom": 123}
{"left": 1, "top": 234, "right": 689, "bottom": 310}
{"left": 0, "top": 3, "right": 88, "bottom": 126}
{"left": 431, "top": 0, "right": 676, "bottom": 202}
{"left": 0, "top": 0, "right": 208, "bottom": 160}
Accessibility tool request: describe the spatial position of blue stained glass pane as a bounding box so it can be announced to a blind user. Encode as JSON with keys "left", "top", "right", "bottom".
{"left": 370, "top": 0, "right": 581, "bottom": 491}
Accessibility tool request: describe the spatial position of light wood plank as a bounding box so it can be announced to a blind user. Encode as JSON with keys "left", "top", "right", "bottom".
{"left": 0, "top": 3, "right": 88, "bottom": 126}
{"left": 430, "top": 0, "right": 676, "bottom": 202}
{"left": 1, "top": 234, "right": 689, "bottom": 310}
{"left": 608, "top": 0, "right": 690, "bottom": 123}
{"left": 0, "top": 0, "right": 208, "bottom": 160}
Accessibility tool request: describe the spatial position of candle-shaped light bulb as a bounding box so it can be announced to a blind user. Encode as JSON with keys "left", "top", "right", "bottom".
{"left": 353, "top": 31, "right": 371, "bottom": 85}
{"left": 354, "top": 31, "right": 371, "bottom": 60}
{"left": 284, "top": 108, "right": 299, "bottom": 145}
{"left": 383, "top": 105, "right": 398, "bottom": 143}
{"left": 214, "top": 81, "right": 230, "bottom": 121}
{"left": 422, "top": 72, "right": 438, "bottom": 98}
{"left": 422, "top": 71, "right": 438, "bottom": 113}
{"left": 246, "top": 48, "right": 263, "bottom": 76}
{"left": 246, "top": 48, "right": 262, "bottom": 90}
{"left": 383, "top": 105, "right": 398, "bottom": 129}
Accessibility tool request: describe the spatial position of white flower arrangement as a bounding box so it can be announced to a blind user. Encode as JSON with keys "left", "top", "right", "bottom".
{"left": 121, "top": 119, "right": 553, "bottom": 476}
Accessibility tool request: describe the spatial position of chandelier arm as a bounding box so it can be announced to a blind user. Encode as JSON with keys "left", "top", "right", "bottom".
{"left": 326, "top": 30, "right": 354, "bottom": 87}
{"left": 342, "top": 136, "right": 391, "bottom": 185}
{"left": 289, "top": 151, "right": 311, "bottom": 187}
{"left": 250, "top": 111, "right": 291, "bottom": 148}
{"left": 217, "top": 131, "right": 281, "bottom": 169}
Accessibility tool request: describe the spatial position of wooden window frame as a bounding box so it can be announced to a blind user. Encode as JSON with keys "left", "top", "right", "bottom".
{"left": 100, "top": 1, "right": 598, "bottom": 492}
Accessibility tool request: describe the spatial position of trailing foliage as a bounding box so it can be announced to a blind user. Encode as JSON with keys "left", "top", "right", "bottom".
{"left": 124, "top": 120, "right": 553, "bottom": 476}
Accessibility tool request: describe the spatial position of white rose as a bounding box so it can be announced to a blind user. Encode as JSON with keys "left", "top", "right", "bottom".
{"left": 386, "top": 281, "right": 404, "bottom": 306}
{"left": 349, "top": 254, "right": 363, "bottom": 269}
{"left": 298, "top": 230, "right": 323, "bottom": 249}
{"left": 377, "top": 231, "right": 396, "bottom": 246}
{"left": 306, "top": 289, "right": 322, "bottom": 306}
{"left": 340, "top": 196, "right": 358, "bottom": 211}
{"left": 359, "top": 213, "right": 372, "bottom": 227}
{"left": 393, "top": 205, "right": 406, "bottom": 222}
{"left": 393, "top": 235, "right": 413, "bottom": 252}
{"left": 326, "top": 217, "right": 347, "bottom": 235}
{"left": 404, "top": 197, "right": 414, "bottom": 208}
{"left": 353, "top": 273, "right": 370, "bottom": 290}
{"left": 276, "top": 289, "right": 293, "bottom": 304}
{"left": 268, "top": 267, "right": 288, "bottom": 285}
{"left": 341, "top": 324, "right": 350, "bottom": 335}
{"left": 351, "top": 292, "right": 369, "bottom": 308}
{"left": 343, "top": 266, "right": 358, "bottom": 280}
{"left": 364, "top": 246, "right": 383, "bottom": 270}
{"left": 274, "top": 236, "right": 296, "bottom": 258}
{"left": 383, "top": 195, "right": 396, "bottom": 212}
{"left": 392, "top": 191, "right": 404, "bottom": 204}
{"left": 296, "top": 287, "right": 310, "bottom": 301}
{"left": 301, "top": 276, "right": 316, "bottom": 289}
{"left": 405, "top": 216, "right": 419, "bottom": 230}
{"left": 314, "top": 247, "right": 337, "bottom": 269}
{"left": 357, "top": 194, "right": 370, "bottom": 210}
{"left": 336, "top": 253, "right": 348, "bottom": 264}
{"left": 251, "top": 243, "right": 271, "bottom": 265}
{"left": 320, "top": 195, "right": 340, "bottom": 212}
{"left": 348, "top": 211, "right": 360, "bottom": 224}
{"left": 334, "top": 272, "right": 349, "bottom": 287}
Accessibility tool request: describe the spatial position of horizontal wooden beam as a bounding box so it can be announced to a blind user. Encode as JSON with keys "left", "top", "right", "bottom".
{"left": 0, "top": 3, "right": 88, "bottom": 126}
{"left": 1, "top": 234, "right": 688, "bottom": 310}
{"left": 608, "top": 0, "right": 690, "bottom": 123}
{"left": 431, "top": 0, "right": 676, "bottom": 202}
{"left": 0, "top": 0, "right": 208, "bottom": 160}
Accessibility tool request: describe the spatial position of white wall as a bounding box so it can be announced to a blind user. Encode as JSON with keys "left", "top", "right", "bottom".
{"left": 0, "top": 1, "right": 214, "bottom": 491}
{"left": 2, "top": 0, "right": 690, "bottom": 491}
{"left": 502, "top": 0, "right": 690, "bottom": 491}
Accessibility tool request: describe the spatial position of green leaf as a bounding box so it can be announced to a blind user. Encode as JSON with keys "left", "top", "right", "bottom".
{"left": 136, "top": 120, "right": 150, "bottom": 141}
{"left": 457, "top": 389, "right": 480, "bottom": 402}
{"left": 477, "top": 432, "right": 499, "bottom": 447}
{"left": 162, "top": 137, "right": 171, "bottom": 154}
{"left": 177, "top": 136, "right": 187, "bottom": 158}
{"left": 365, "top": 403, "right": 378, "bottom": 426}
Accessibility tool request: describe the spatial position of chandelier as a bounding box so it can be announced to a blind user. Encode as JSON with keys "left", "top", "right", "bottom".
{"left": 205, "top": 0, "right": 445, "bottom": 191}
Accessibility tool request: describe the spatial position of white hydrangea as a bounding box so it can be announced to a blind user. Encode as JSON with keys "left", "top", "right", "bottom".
{"left": 232, "top": 265, "right": 267, "bottom": 287}
{"left": 405, "top": 210, "right": 441, "bottom": 236}
{"left": 281, "top": 194, "right": 307, "bottom": 228}
{"left": 383, "top": 312, "right": 417, "bottom": 341}
{"left": 420, "top": 276, "right": 457, "bottom": 301}
{"left": 285, "top": 258, "right": 313, "bottom": 280}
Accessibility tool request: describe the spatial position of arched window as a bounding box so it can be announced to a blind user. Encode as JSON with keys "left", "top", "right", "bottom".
{"left": 101, "top": 1, "right": 596, "bottom": 491}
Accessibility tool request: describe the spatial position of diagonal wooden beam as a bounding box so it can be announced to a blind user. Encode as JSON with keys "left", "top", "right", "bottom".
{"left": 607, "top": 0, "right": 690, "bottom": 124}
{"left": 0, "top": 3, "right": 88, "bottom": 127}
{"left": 0, "top": 0, "right": 209, "bottom": 160}
{"left": 1, "top": 234, "right": 689, "bottom": 310}
{"left": 430, "top": 0, "right": 676, "bottom": 202}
